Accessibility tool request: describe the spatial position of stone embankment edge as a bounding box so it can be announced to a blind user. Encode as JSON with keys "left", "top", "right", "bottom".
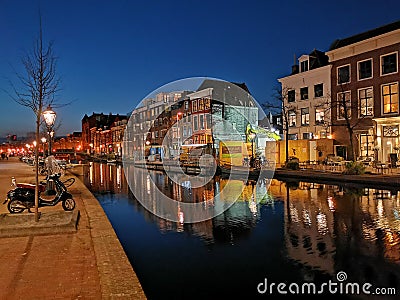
{"left": 274, "top": 169, "right": 400, "bottom": 188}
{"left": 69, "top": 172, "right": 147, "bottom": 299}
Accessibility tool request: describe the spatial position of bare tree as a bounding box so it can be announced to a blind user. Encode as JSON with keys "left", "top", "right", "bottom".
{"left": 6, "top": 16, "right": 60, "bottom": 222}
{"left": 321, "top": 80, "right": 370, "bottom": 161}
{"left": 263, "top": 86, "right": 295, "bottom": 163}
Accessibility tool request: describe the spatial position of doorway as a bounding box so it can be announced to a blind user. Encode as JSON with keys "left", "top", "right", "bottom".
{"left": 336, "top": 145, "right": 347, "bottom": 159}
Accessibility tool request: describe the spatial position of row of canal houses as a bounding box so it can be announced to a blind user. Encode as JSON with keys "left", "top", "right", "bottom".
{"left": 123, "top": 79, "right": 261, "bottom": 161}
{"left": 279, "top": 20, "right": 400, "bottom": 164}
{"left": 81, "top": 79, "right": 264, "bottom": 161}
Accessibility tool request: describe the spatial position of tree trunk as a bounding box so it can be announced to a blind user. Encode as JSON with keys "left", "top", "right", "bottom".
{"left": 285, "top": 124, "right": 289, "bottom": 163}
{"left": 35, "top": 113, "right": 40, "bottom": 222}
{"left": 348, "top": 127, "right": 355, "bottom": 161}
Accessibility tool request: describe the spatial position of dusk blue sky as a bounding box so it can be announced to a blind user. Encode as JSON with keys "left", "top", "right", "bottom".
{"left": 1, "top": 0, "right": 400, "bottom": 137}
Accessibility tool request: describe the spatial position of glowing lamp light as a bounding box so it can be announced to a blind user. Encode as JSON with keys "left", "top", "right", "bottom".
{"left": 42, "top": 105, "right": 57, "bottom": 128}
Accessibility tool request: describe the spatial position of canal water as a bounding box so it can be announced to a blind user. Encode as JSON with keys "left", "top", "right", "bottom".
{"left": 82, "top": 162, "right": 400, "bottom": 299}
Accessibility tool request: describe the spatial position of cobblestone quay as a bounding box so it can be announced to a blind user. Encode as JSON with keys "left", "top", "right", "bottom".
{"left": 0, "top": 157, "right": 146, "bottom": 299}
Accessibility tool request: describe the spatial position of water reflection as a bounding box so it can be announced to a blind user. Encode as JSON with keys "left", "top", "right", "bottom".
{"left": 275, "top": 180, "right": 400, "bottom": 289}
{"left": 84, "top": 163, "right": 400, "bottom": 298}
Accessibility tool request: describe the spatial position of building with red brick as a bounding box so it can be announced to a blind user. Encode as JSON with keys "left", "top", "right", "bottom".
{"left": 81, "top": 113, "right": 128, "bottom": 155}
{"left": 326, "top": 20, "right": 400, "bottom": 163}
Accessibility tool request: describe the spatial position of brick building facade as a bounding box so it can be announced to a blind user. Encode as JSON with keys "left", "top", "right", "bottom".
{"left": 327, "top": 20, "right": 400, "bottom": 162}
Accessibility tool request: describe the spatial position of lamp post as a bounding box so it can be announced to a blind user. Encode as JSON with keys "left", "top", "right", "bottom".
{"left": 249, "top": 132, "right": 256, "bottom": 167}
{"left": 42, "top": 105, "right": 56, "bottom": 156}
{"left": 41, "top": 137, "right": 47, "bottom": 157}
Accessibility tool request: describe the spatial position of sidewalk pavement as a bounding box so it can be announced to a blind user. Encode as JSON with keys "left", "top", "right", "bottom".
{"left": 0, "top": 157, "right": 146, "bottom": 299}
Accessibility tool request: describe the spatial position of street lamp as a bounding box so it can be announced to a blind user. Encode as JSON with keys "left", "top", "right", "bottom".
{"left": 41, "top": 137, "right": 47, "bottom": 156}
{"left": 42, "top": 105, "right": 56, "bottom": 156}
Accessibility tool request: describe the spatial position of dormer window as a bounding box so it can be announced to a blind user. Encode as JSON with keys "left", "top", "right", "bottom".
{"left": 300, "top": 60, "right": 308, "bottom": 72}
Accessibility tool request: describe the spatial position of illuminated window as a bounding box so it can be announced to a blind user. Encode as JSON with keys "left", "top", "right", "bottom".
{"left": 301, "top": 108, "right": 309, "bottom": 126}
{"left": 204, "top": 98, "right": 211, "bottom": 110}
{"left": 382, "top": 82, "right": 399, "bottom": 114}
{"left": 337, "top": 91, "right": 351, "bottom": 120}
{"left": 359, "top": 133, "right": 374, "bottom": 157}
{"left": 192, "top": 100, "right": 198, "bottom": 112}
{"left": 199, "top": 99, "right": 204, "bottom": 111}
{"left": 303, "top": 132, "right": 313, "bottom": 139}
{"left": 358, "top": 87, "right": 374, "bottom": 117}
{"left": 315, "top": 109, "right": 325, "bottom": 125}
{"left": 288, "top": 111, "right": 296, "bottom": 127}
{"left": 383, "top": 125, "right": 399, "bottom": 137}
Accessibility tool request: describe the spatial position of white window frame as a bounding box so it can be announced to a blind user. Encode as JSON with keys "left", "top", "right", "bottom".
{"left": 380, "top": 51, "right": 398, "bottom": 76}
{"left": 358, "top": 87, "right": 374, "bottom": 118}
{"left": 300, "top": 60, "right": 308, "bottom": 72}
{"left": 315, "top": 108, "right": 325, "bottom": 125}
{"left": 337, "top": 64, "right": 351, "bottom": 84}
{"left": 193, "top": 115, "right": 198, "bottom": 131}
{"left": 301, "top": 107, "right": 310, "bottom": 126}
{"left": 337, "top": 91, "right": 351, "bottom": 120}
{"left": 288, "top": 111, "right": 296, "bottom": 127}
{"left": 314, "top": 83, "right": 324, "bottom": 98}
{"left": 381, "top": 81, "right": 399, "bottom": 115}
{"left": 300, "top": 87, "right": 309, "bottom": 100}
{"left": 357, "top": 58, "right": 373, "bottom": 81}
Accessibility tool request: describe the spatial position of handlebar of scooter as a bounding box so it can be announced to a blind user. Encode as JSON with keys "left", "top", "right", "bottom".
{"left": 46, "top": 173, "right": 62, "bottom": 180}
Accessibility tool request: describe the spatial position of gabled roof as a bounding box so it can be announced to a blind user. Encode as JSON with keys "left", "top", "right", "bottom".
{"left": 197, "top": 79, "right": 255, "bottom": 106}
{"left": 329, "top": 20, "right": 400, "bottom": 51}
{"left": 308, "top": 49, "right": 329, "bottom": 69}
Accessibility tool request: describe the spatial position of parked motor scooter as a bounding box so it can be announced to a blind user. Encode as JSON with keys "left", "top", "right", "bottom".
{"left": 3, "top": 173, "right": 76, "bottom": 213}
